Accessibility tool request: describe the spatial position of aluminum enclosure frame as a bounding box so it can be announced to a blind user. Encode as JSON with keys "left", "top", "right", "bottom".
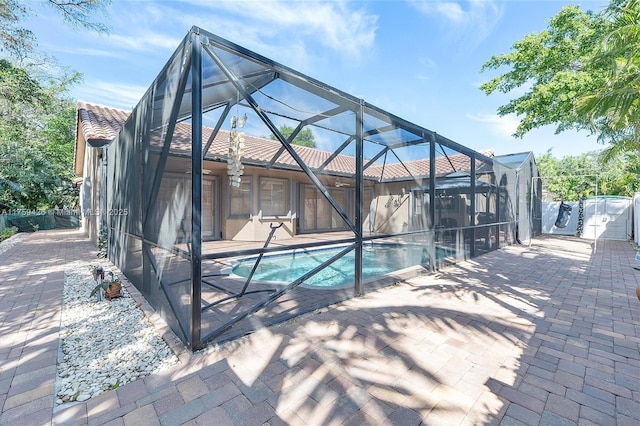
{"left": 106, "top": 26, "right": 535, "bottom": 350}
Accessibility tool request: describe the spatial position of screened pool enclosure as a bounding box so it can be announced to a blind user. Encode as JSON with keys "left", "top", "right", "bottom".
{"left": 105, "top": 27, "right": 541, "bottom": 350}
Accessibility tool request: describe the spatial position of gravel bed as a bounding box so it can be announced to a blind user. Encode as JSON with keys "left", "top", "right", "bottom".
{"left": 56, "top": 263, "right": 179, "bottom": 405}
{"left": 0, "top": 232, "right": 31, "bottom": 256}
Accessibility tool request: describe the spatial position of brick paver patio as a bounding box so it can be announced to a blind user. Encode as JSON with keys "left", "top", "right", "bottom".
{"left": 1, "top": 229, "right": 639, "bottom": 425}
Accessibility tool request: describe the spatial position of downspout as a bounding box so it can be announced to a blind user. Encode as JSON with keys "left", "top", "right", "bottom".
{"left": 100, "top": 146, "right": 108, "bottom": 250}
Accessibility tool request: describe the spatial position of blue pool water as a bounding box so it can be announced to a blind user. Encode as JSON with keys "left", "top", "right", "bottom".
{"left": 231, "top": 243, "right": 455, "bottom": 288}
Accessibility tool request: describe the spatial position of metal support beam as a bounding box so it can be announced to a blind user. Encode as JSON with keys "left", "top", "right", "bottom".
{"left": 378, "top": 150, "right": 389, "bottom": 182}
{"left": 316, "top": 135, "right": 353, "bottom": 173}
{"left": 363, "top": 147, "right": 388, "bottom": 174}
{"left": 203, "top": 44, "right": 356, "bottom": 233}
{"left": 190, "top": 32, "right": 203, "bottom": 351}
{"left": 354, "top": 100, "right": 364, "bottom": 296}
{"left": 386, "top": 137, "right": 429, "bottom": 151}
{"left": 202, "top": 102, "right": 231, "bottom": 159}
{"left": 266, "top": 145, "right": 287, "bottom": 169}
{"left": 390, "top": 146, "right": 420, "bottom": 184}
{"left": 363, "top": 124, "right": 395, "bottom": 138}
{"left": 266, "top": 105, "right": 350, "bottom": 169}
{"left": 470, "top": 152, "right": 476, "bottom": 258}
{"left": 428, "top": 134, "right": 436, "bottom": 273}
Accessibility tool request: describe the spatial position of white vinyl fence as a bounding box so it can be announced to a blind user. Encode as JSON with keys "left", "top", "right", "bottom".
{"left": 543, "top": 197, "right": 633, "bottom": 241}
{"left": 635, "top": 193, "right": 640, "bottom": 246}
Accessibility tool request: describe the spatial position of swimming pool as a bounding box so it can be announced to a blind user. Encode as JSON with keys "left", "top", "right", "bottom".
{"left": 230, "top": 243, "right": 456, "bottom": 288}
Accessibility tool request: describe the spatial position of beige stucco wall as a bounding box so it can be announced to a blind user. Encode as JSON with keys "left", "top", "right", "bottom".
{"left": 81, "top": 148, "right": 426, "bottom": 244}
{"left": 371, "top": 182, "right": 411, "bottom": 234}
{"left": 78, "top": 130, "right": 102, "bottom": 244}
{"left": 222, "top": 166, "right": 308, "bottom": 241}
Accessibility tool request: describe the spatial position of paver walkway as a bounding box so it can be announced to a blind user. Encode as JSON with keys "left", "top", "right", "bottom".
{"left": 1, "top": 230, "right": 639, "bottom": 425}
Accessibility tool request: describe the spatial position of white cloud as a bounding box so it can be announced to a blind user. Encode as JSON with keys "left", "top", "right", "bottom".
{"left": 410, "top": 0, "right": 504, "bottom": 45}
{"left": 416, "top": 57, "right": 437, "bottom": 81}
{"left": 430, "top": 2, "right": 466, "bottom": 21}
{"left": 181, "top": 0, "right": 378, "bottom": 59}
{"left": 74, "top": 81, "right": 147, "bottom": 111}
{"left": 104, "top": 33, "right": 183, "bottom": 53}
{"left": 467, "top": 112, "right": 519, "bottom": 138}
{"left": 49, "top": 47, "right": 122, "bottom": 58}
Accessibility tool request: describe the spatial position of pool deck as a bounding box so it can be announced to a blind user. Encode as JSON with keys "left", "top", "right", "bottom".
{"left": 1, "top": 229, "right": 639, "bottom": 425}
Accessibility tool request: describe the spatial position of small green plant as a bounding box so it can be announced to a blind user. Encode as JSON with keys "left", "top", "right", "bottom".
{"left": 97, "top": 227, "right": 108, "bottom": 258}
{"left": 0, "top": 226, "right": 18, "bottom": 242}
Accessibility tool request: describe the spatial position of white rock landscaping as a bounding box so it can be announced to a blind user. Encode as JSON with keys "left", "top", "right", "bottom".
{"left": 56, "top": 264, "right": 179, "bottom": 405}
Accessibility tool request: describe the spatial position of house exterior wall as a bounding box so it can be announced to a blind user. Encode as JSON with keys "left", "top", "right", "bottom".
{"left": 371, "top": 182, "right": 411, "bottom": 234}
{"left": 152, "top": 157, "right": 390, "bottom": 242}
{"left": 92, "top": 149, "right": 478, "bottom": 244}
{"left": 139, "top": 155, "right": 431, "bottom": 241}
{"left": 78, "top": 130, "right": 102, "bottom": 244}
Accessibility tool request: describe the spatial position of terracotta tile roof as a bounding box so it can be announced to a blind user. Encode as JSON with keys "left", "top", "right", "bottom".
{"left": 76, "top": 100, "right": 129, "bottom": 142}
{"left": 367, "top": 149, "right": 495, "bottom": 180}
{"left": 76, "top": 101, "right": 494, "bottom": 181}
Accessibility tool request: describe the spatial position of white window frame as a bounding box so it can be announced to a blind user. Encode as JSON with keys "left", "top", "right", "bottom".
{"left": 227, "top": 175, "right": 253, "bottom": 218}
{"left": 259, "top": 177, "right": 290, "bottom": 217}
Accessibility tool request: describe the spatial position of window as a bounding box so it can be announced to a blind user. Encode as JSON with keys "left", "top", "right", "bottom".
{"left": 228, "top": 176, "right": 252, "bottom": 218}
{"left": 300, "top": 184, "right": 351, "bottom": 232}
{"left": 260, "top": 177, "right": 289, "bottom": 216}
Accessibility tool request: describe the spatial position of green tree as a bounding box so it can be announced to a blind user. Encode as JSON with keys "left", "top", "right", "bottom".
{"left": 480, "top": 1, "right": 640, "bottom": 162}
{"left": 0, "top": 140, "right": 72, "bottom": 210}
{"left": 0, "top": 59, "right": 53, "bottom": 141}
{"left": 271, "top": 125, "right": 317, "bottom": 148}
{"left": 42, "top": 101, "right": 77, "bottom": 171}
{"left": 480, "top": 5, "right": 610, "bottom": 138}
{"left": 1, "top": 0, "right": 110, "bottom": 61}
{"left": 537, "top": 150, "right": 600, "bottom": 201}
{"left": 537, "top": 149, "right": 639, "bottom": 199}
{"left": 0, "top": 0, "right": 109, "bottom": 211}
{"left": 598, "top": 151, "right": 640, "bottom": 195}
{"left": 577, "top": 0, "right": 640, "bottom": 160}
{"left": 0, "top": 58, "right": 79, "bottom": 209}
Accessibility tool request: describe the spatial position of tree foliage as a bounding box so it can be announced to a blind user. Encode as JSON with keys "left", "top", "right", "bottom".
{"left": 537, "top": 149, "right": 639, "bottom": 200}
{"left": 1, "top": 0, "right": 110, "bottom": 61}
{"left": 0, "top": 0, "right": 109, "bottom": 211}
{"left": 480, "top": 6, "right": 610, "bottom": 138}
{"left": 0, "top": 61, "right": 78, "bottom": 210}
{"left": 0, "top": 139, "right": 76, "bottom": 210}
{"left": 481, "top": 1, "right": 640, "bottom": 161}
{"left": 270, "top": 125, "right": 317, "bottom": 148}
{"left": 577, "top": 0, "right": 640, "bottom": 159}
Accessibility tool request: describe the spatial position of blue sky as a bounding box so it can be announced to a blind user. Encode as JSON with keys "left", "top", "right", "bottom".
{"left": 27, "top": 0, "right": 610, "bottom": 158}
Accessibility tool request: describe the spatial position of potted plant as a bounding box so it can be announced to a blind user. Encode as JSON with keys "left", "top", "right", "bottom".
{"left": 90, "top": 270, "right": 122, "bottom": 301}
{"left": 104, "top": 272, "right": 122, "bottom": 300}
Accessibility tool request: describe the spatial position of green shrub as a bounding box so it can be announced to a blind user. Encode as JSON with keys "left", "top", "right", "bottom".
{"left": 0, "top": 226, "right": 18, "bottom": 243}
